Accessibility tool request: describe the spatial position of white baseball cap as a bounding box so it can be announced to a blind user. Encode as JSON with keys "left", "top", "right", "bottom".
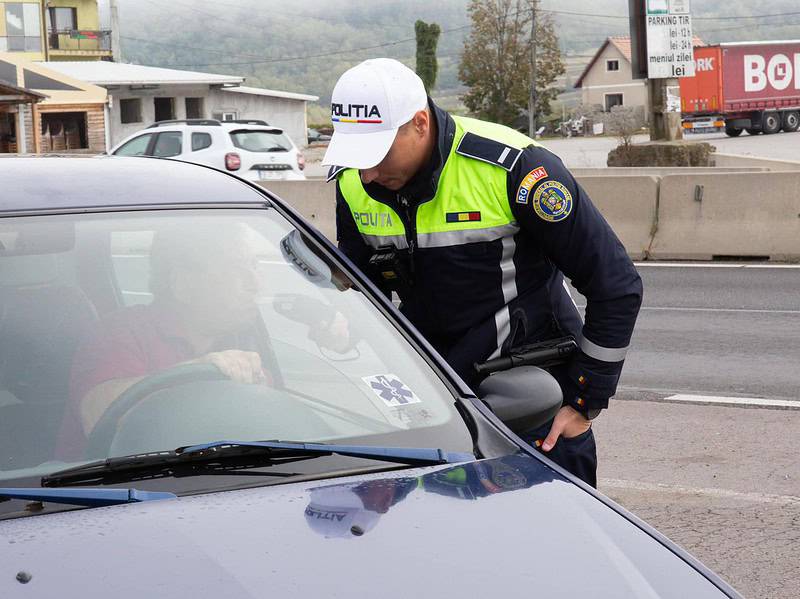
{"left": 304, "top": 486, "right": 382, "bottom": 538}
{"left": 321, "top": 58, "right": 428, "bottom": 169}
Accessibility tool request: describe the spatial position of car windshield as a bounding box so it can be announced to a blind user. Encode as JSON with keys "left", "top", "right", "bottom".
{"left": 230, "top": 130, "right": 291, "bottom": 152}
{"left": 0, "top": 208, "right": 472, "bottom": 489}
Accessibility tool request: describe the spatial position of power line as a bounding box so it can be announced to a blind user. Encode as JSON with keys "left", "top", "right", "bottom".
{"left": 696, "top": 18, "right": 800, "bottom": 35}
{"left": 137, "top": 0, "right": 329, "bottom": 34}
{"left": 167, "top": 36, "right": 420, "bottom": 68}
{"left": 693, "top": 10, "right": 800, "bottom": 21}
{"left": 122, "top": 5, "right": 800, "bottom": 70}
{"left": 120, "top": 36, "right": 269, "bottom": 59}
{"left": 160, "top": 23, "right": 474, "bottom": 69}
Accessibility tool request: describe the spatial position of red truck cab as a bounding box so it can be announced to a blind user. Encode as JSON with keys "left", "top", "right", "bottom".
{"left": 680, "top": 41, "right": 800, "bottom": 136}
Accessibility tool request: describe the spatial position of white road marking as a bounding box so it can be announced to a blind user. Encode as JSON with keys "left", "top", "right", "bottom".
{"left": 600, "top": 478, "right": 800, "bottom": 506}
{"left": 662, "top": 393, "right": 800, "bottom": 409}
{"left": 575, "top": 304, "right": 800, "bottom": 315}
{"left": 634, "top": 262, "right": 800, "bottom": 269}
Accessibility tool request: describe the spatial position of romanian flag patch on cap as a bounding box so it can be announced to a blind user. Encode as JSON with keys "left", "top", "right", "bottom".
{"left": 446, "top": 211, "right": 481, "bottom": 223}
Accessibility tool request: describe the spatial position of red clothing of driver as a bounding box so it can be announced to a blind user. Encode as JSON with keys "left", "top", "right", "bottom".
{"left": 56, "top": 302, "right": 261, "bottom": 460}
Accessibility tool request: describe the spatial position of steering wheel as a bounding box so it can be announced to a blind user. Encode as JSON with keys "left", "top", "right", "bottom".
{"left": 85, "top": 363, "right": 228, "bottom": 459}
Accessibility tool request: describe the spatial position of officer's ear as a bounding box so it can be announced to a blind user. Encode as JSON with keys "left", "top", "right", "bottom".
{"left": 410, "top": 108, "right": 431, "bottom": 137}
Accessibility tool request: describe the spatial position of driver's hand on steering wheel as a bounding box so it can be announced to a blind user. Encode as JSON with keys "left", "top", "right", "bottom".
{"left": 194, "top": 350, "right": 270, "bottom": 385}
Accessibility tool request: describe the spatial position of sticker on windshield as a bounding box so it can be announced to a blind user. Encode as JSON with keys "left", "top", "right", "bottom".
{"left": 362, "top": 374, "right": 421, "bottom": 407}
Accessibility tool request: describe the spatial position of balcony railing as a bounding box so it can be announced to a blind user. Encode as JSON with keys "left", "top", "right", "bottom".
{"left": 48, "top": 30, "right": 112, "bottom": 53}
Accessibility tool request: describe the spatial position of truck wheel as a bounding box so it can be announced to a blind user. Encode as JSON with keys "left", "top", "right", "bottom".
{"left": 745, "top": 128, "right": 761, "bottom": 136}
{"left": 762, "top": 112, "right": 782, "bottom": 134}
{"left": 782, "top": 111, "right": 800, "bottom": 133}
{"left": 724, "top": 125, "right": 743, "bottom": 137}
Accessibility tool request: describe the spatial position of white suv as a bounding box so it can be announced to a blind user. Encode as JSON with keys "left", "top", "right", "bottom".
{"left": 109, "top": 119, "right": 306, "bottom": 181}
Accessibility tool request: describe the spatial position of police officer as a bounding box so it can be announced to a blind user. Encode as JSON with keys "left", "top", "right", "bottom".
{"left": 322, "top": 58, "right": 642, "bottom": 487}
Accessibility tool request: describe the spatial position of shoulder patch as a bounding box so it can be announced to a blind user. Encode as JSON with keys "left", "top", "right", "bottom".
{"left": 455, "top": 132, "right": 522, "bottom": 171}
{"left": 515, "top": 166, "right": 549, "bottom": 205}
{"left": 326, "top": 165, "right": 347, "bottom": 182}
{"left": 533, "top": 181, "right": 573, "bottom": 222}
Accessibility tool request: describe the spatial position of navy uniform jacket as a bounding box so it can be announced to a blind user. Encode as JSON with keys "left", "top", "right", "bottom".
{"left": 332, "top": 101, "right": 642, "bottom": 415}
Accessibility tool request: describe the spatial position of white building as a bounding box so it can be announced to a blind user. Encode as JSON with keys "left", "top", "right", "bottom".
{"left": 41, "top": 61, "right": 318, "bottom": 148}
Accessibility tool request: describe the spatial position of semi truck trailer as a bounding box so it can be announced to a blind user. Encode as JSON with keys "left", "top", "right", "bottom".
{"left": 680, "top": 40, "right": 800, "bottom": 137}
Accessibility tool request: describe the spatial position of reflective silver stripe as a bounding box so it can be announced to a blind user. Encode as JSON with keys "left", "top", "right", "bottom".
{"left": 488, "top": 236, "right": 519, "bottom": 359}
{"left": 579, "top": 335, "right": 629, "bottom": 363}
{"left": 489, "top": 307, "right": 512, "bottom": 360}
{"left": 562, "top": 279, "right": 583, "bottom": 323}
{"left": 498, "top": 147, "right": 511, "bottom": 163}
{"left": 360, "top": 234, "right": 409, "bottom": 249}
{"left": 417, "top": 224, "right": 520, "bottom": 248}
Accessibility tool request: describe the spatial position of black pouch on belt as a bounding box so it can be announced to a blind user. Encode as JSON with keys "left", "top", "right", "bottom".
{"left": 368, "top": 245, "right": 413, "bottom": 289}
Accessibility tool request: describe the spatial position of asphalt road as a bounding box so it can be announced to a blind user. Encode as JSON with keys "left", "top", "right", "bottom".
{"left": 572, "top": 264, "right": 800, "bottom": 599}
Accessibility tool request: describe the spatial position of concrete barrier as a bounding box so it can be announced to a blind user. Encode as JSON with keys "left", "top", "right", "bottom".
{"left": 650, "top": 172, "right": 800, "bottom": 261}
{"left": 258, "top": 180, "right": 336, "bottom": 240}
{"left": 261, "top": 177, "right": 659, "bottom": 260}
{"left": 575, "top": 176, "right": 659, "bottom": 260}
{"left": 261, "top": 173, "right": 800, "bottom": 262}
{"left": 712, "top": 153, "right": 800, "bottom": 172}
{"left": 571, "top": 166, "right": 767, "bottom": 177}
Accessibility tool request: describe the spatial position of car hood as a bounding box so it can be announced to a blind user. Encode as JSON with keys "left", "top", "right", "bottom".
{"left": 0, "top": 454, "right": 733, "bottom": 598}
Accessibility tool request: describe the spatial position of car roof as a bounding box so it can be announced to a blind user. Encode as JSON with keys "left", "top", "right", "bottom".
{"left": 0, "top": 157, "right": 270, "bottom": 213}
{"left": 143, "top": 121, "right": 284, "bottom": 133}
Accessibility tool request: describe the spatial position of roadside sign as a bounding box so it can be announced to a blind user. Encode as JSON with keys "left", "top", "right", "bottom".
{"left": 646, "top": 0, "right": 695, "bottom": 79}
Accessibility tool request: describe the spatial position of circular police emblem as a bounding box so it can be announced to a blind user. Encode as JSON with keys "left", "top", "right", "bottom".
{"left": 532, "top": 181, "right": 573, "bottom": 222}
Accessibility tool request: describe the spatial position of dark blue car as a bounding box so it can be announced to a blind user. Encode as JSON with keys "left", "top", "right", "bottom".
{"left": 0, "top": 158, "right": 741, "bottom": 598}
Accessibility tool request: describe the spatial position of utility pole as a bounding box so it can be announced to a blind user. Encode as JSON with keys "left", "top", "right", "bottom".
{"left": 629, "top": 0, "right": 690, "bottom": 141}
{"left": 40, "top": 0, "right": 50, "bottom": 61}
{"left": 110, "top": 0, "right": 122, "bottom": 62}
{"left": 528, "top": 0, "right": 538, "bottom": 137}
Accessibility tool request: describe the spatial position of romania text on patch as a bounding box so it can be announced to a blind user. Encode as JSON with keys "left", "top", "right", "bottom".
{"left": 516, "top": 166, "right": 548, "bottom": 204}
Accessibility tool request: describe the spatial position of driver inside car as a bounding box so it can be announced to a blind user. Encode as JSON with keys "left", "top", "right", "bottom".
{"left": 56, "top": 221, "right": 273, "bottom": 460}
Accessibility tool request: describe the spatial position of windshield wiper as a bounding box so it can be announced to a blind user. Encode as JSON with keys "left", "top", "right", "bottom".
{"left": 265, "top": 146, "right": 289, "bottom": 152}
{"left": 0, "top": 487, "right": 176, "bottom": 508}
{"left": 42, "top": 440, "right": 474, "bottom": 487}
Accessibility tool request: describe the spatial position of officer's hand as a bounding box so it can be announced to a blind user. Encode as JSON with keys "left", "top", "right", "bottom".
{"left": 309, "top": 311, "right": 351, "bottom": 353}
{"left": 196, "top": 350, "right": 268, "bottom": 384}
{"left": 541, "top": 406, "right": 591, "bottom": 452}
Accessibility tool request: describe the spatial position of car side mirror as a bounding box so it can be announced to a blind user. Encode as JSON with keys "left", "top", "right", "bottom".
{"left": 477, "top": 366, "right": 562, "bottom": 435}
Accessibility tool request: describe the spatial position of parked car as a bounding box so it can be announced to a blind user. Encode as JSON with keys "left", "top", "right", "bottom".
{"left": 307, "top": 127, "right": 332, "bottom": 143}
{"left": 0, "top": 157, "right": 741, "bottom": 598}
{"left": 109, "top": 119, "right": 306, "bottom": 182}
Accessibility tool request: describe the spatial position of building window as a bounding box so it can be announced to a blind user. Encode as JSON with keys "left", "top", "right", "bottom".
{"left": 191, "top": 132, "right": 212, "bottom": 152}
{"left": 4, "top": 3, "right": 43, "bottom": 52}
{"left": 154, "top": 97, "right": 175, "bottom": 122}
{"left": 213, "top": 111, "right": 238, "bottom": 122}
{"left": 604, "top": 93, "right": 624, "bottom": 112}
{"left": 606, "top": 59, "right": 620, "bottom": 72}
{"left": 120, "top": 99, "right": 143, "bottom": 124}
{"left": 48, "top": 7, "right": 78, "bottom": 32}
{"left": 185, "top": 97, "right": 204, "bottom": 119}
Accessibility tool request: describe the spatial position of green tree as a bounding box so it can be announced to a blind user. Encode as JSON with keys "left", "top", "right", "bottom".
{"left": 458, "top": 0, "right": 564, "bottom": 127}
{"left": 415, "top": 20, "right": 442, "bottom": 94}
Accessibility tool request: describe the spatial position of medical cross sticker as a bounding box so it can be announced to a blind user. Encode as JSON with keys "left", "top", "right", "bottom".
{"left": 362, "top": 374, "right": 421, "bottom": 407}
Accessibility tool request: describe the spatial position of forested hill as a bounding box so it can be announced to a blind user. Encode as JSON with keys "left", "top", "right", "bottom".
{"left": 113, "top": 0, "right": 800, "bottom": 115}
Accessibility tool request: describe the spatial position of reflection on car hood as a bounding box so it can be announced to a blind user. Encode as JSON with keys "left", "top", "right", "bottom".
{"left": 0, "top": 455, "right": 732, "bottom": 598}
